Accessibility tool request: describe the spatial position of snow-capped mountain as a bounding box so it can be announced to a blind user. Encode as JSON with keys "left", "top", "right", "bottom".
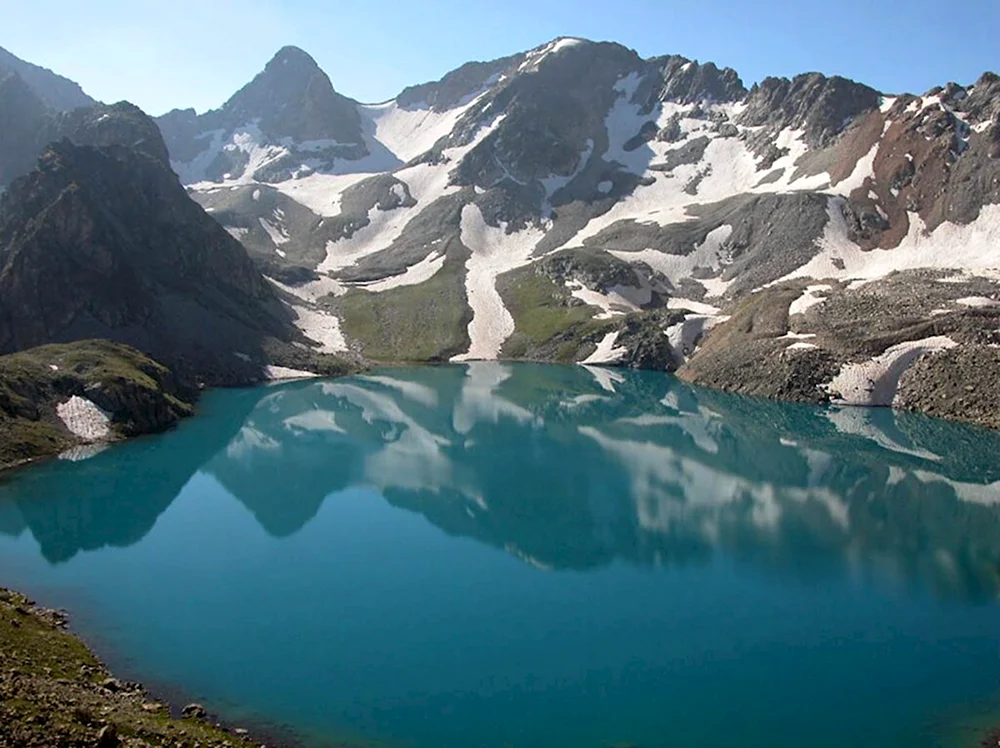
{"left": 0, "top": 38, "right": 997, "bottom": 427}
{"left": 153, "top": 38, "right": 1000, "bottom": 427}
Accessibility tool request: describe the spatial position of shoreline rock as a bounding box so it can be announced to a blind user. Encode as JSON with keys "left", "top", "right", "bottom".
{"left": 0, "top": 587, "right": 300, "bottom": 747}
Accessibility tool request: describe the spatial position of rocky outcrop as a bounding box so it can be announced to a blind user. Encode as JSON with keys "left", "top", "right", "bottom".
{"left": 676, "top": 272, "right": 1000, "bottom": 428}
{"left": 738, "top": 73, "right": 881, "bottom": 148}
{"left": 0, "top": 340, "right": 194, "bottom": 471}
{"left": 896, "top": 346, "right": 1000, "bottom": 429}
{"left": 644, "top": 55, "right": 747, "bottom": 106}
{"left": 0, "top": 90, "right": 172, "bottom": 192}
{"left": 0, "top": 587, "right": 264, "bottom": 746}
{"left": 448, "top": 40, "right": 643, "bottom": 193}
{"left": 396, "top": 54, "right": 523, "bottom": 112}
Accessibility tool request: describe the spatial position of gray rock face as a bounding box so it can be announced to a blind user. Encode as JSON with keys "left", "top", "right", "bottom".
{"left": 224, "top": 46, "right": 362, "bottom": 144}
{"left": 644, "top": 55, "right": 747, "bottom": 106}
{"left": 738, "top": 73, "right": 881, "bottom": 147}
{"left": 396, "top": 54, "right": 523, "bottom": 112}
{"left": 0, "top": 46, "right": 94, "bottom": 112}
{"left": 0, "top": 141, "right": 304, "bottom": 384}
{"left": 449, "top": 41, "right": 643, "bottom": 190}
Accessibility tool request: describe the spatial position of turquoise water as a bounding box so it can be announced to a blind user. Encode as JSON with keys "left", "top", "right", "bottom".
{"left": 2, "top": 363, "right": 1000, "bottom": 747}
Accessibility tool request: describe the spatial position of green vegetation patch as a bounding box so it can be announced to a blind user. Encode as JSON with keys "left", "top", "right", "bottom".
{"left": 334, "top": 255, "right": 472, "bottom": 363}
{"left": 497, "top": 265, "right": 612, "bottom": 362}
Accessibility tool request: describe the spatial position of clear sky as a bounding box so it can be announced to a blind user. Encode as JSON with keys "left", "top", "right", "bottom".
{"left": 4, "top": 0, "right": 999, "bottom": 116}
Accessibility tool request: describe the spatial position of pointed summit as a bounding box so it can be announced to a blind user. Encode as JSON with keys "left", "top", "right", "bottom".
{"left": 221, "top": 45, "right": 362, "bottom": 144}
{"left": 268, "top": 45, "right": 321, "bottom": 69}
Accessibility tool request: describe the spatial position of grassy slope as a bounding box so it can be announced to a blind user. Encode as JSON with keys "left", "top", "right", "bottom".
{"left": 497, "top": 266, "right": 611, "bottom": 362}
{"left": 334, "top": 255, "right": 472, "bottom": 362}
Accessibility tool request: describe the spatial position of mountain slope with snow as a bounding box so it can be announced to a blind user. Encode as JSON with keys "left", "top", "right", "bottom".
{"left": 151, "top": 39, "right": 1000, "bottom": 426}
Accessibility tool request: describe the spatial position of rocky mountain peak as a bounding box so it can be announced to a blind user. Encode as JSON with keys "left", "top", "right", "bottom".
{"left": 220, "top": 45, "right": 362, "bottom": 144}
{"left": 648, "top": 55, "right": 747, "bottom": 105}
{"left": 739, "top": 72, "right": 881, "bottom": 147}
{"left": 962, "top": 71, "right": 1000, "bottom": 123}
{"left": 269, "top": 44, "right": 321, "bottom": 70}
{"left": 57, "top": 102, "right": 172, "bottom": 166}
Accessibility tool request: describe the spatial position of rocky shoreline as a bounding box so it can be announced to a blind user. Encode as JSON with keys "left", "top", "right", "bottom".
{"left": 0, "top": 339, "right": 363, "bottom": 475}
{"left": 0, "top": 587, "right": 299, "bottom": 748}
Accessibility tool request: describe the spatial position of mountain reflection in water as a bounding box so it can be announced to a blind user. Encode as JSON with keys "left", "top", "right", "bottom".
{"left": 3, "top": 363, "right": 999, "bottom": 602}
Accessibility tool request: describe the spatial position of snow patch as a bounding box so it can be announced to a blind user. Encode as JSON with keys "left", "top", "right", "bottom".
{"left": 956, "top": 296, "right": 998, "bottom": 307}
{"left": 566, "top": 280, "right": 643, "bottom": 319}
{"left": 783, "top": 200, "right": 1000, "bottom": 284}
{"left": 789, "top": 284, "right": 833, "bottom": 316}
{"left": 582, "top": 331, "right": 627, "bottom": 364}
{"left": 826, "top": 336, "right": 957, "bottom": 406}
{"left": 292, "top": 305, "right": 348, "bottom": 353}
{"left": 320, "top": 114, "right": 506, "bottom": 274}
{"left": 667, "top": 298, "right": 722, "bottom": 315}
{"left": 666, "top": 314, "right": 727, "bottom": 362}
{"left": 831, "top": 140, "right": 879, "bottom": 196}
{"left": 268, "top": 274, "right": 345, "bottom": 303}
{"left": 56, "top": 396, "right": 111, "bottom": 441}
{"left": 356, "top": 252, "right": 446, "bottom": 292}
{"left": 359, "top": 86, "right": 489, "bottom": 164}
{"left": 266, "top": 366, "right": 319, "bottom": 380}
{"left": 611, "top": 224, "right": 734, "bottom": 297}
{"left": 258, "top": 217, "right": 289, "bottom": 246}
{"left": 453, "top": 204, "right": 546, "bottom": 360}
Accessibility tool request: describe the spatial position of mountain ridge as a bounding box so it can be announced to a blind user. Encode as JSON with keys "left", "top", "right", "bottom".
{"left": 0, "top": 45, "right": 94, "bottom": 112}
{"left": 152, "top": 38, "right": 1000, "bottom": 429}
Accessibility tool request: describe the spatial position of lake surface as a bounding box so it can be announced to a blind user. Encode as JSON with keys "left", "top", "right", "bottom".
{"left": 2, "top": 363, "right": 1000, "bottom": 747}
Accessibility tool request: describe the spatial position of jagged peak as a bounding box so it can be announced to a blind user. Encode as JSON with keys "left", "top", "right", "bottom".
{"left": 648, "top": 54, "right": 747, "bottom": 104}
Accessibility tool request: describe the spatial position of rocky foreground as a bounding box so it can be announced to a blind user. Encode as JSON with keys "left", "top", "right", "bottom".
{"left": 0, "top": 588, "right": 267, "bottom": 748}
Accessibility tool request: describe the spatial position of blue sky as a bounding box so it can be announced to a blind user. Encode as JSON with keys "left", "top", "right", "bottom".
{"left": 4, "top": 0, "right": 999, "bottom": 116}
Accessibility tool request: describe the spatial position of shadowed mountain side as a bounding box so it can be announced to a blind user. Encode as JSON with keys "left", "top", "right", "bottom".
{"left": 0, "top": 141, "right": 320, "bottom": 384}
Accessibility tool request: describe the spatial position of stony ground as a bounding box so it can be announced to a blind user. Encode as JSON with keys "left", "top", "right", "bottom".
{"left": 0, "top": 588, "right": 267, "bottom": 748}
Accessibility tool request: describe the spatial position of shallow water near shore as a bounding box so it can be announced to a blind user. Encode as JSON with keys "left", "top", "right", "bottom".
{"left": 2, "top": 363, "right": 1000, "bottom": 747}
